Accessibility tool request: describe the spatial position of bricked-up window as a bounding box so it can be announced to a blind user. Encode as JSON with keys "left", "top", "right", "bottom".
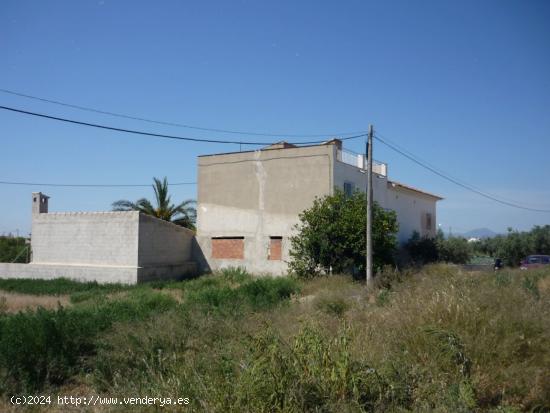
{"left": 268, "top": 236, "right": 282, "bottom": 260}
{"left": 211, "top": 237, "right": 244, "bottom": 259}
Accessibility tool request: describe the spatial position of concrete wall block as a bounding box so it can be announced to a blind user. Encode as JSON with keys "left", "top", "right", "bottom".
{"left": 137, "top": 214, "right": 195, "bottom": 266}
{"left": 0, "top": 263, "right": 138, "bottom": 284}
{"left": 31, "top": 211, "right": 140, "bottom": 266}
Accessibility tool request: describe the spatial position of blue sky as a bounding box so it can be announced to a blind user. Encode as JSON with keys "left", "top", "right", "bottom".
{"left": 1, "top": 0, "right": 549, "bottom": 236}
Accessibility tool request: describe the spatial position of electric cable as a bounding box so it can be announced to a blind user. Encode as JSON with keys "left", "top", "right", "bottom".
{"left": 0, "top": 88, "right": 367, "bottom": 138}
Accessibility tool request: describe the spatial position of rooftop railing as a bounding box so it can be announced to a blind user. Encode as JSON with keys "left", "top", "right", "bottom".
{"left": 336, "top": 149, "right": 387, "bottom": 176}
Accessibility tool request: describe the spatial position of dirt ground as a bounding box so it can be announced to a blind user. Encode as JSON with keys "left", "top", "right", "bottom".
{"left": 0, "top": 291, "right": 70, "bottom": 313}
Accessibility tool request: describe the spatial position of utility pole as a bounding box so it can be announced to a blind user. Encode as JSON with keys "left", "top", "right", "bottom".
{"left": 366, "top": 124, "right": 374, "bottom": 288}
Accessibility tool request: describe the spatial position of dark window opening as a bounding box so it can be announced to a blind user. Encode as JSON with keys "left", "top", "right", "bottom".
{"left": 343, "top": 182, "right": 354, "bottom": 197}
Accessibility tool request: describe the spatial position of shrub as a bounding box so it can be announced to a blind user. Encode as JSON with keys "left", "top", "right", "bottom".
{"left": 405, "top": 232, "right": 472, "bottom": 265}
{"left": 289, "top": 189, "right": 398, "bottom": 278}
{"left": 314, "top": 294, "right": 350, "bottom": 317}
{"left": 405, "top": 231, "right": 439, "bottom": 265}
{"left": 0, "top": 236, "right": 29, "bottom": 263}
{"left": 0, "top": 290, "right": 177, "bottom": 393}
{"left": 184, "top": 276, "right": 299, "bottom": 314}
{"left": 438, "top": 236, "right": 472, "bottom": 264}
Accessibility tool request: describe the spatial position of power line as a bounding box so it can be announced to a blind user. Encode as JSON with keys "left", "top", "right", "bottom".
{"left": 376, "top": 131, "right": 536, "bottom": 206}
{"left": 0, "top": 88, "right": 368, "bottom": 138}
{"left": 0, "top": 105, "right": 367, "bottom": 146}
{"left": 0, "top": 180, "right": 196, "bottom": 187}
{"left": 374, "top": 133, "right": 550, "bottom": 213}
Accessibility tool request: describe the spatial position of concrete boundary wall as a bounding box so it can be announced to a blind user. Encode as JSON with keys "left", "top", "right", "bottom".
{"left": 31, "top": 211, "right": 140, "bottom": 266}
{"left": 1, "top": 208, "right": 198, "bottom": 284}
{"left": 0, "top": 262, "right": 198, "bottom": 285}
{"left": 0, "top": 263, "right": 138, "bottom": 284}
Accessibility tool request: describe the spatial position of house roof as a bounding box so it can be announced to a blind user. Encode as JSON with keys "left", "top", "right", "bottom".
{"left": 198, "top": 139, "right": 340, "bottom": 158}
{"left": 387, "top": 180, "right": 444, "bottom": 201}
{"left": 262, "top": 141, "right": 298, "bottom": 150}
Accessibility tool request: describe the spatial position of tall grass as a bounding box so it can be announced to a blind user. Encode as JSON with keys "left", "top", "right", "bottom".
{"left": 92, "top": 266, "right": 550, "bottom": 412}
{"left": 0, "top": 266, "right": 548, "bottom": 411}
{"left": 0, "top": 278, "right": 130, "bottom": 296}
{"left": 0, "top": 268, "right": 300, "bottom": 395}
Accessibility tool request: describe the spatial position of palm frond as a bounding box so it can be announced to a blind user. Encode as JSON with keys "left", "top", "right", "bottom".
{"left": 112, "top": 200, "right": 139, "bottom": 211}
{"left": 112, "top": 177, "right": 196, "bottom": 226}
{"left": 135, "top": 198, "right": 156, "bottom": 216}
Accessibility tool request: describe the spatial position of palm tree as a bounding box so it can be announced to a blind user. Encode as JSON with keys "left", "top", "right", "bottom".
{"left": 112, "top": 177, "right": 196, "bottom": 230}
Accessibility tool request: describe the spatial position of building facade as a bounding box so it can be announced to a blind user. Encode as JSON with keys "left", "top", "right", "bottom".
{"left": 0, "top": 193, "right": 197, "bottom": 284}
{"left": 196, "top": 140, "right": 442, "bottom": 275}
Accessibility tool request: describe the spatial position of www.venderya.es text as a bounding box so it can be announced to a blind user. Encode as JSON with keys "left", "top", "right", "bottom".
{"left": 11, "top": 395, "right": 190, "bottom": 407}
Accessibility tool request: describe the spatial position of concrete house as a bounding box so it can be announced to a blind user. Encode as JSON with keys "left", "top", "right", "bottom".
{"left": 0, "top": 139, "right": 441, "bottom": 283}
{"left": 196, "top": 139, "right": 442, "bottom": 275}
{"left": 0, "top": 192, "right": 196, "bottom": 284}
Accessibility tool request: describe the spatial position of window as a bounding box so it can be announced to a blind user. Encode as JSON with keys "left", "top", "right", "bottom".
{"left": 541, "top": 256, "right": 550, "bottom": 264}
{"left": 425, "top": 213, "right": 433, "bottom": 231}
{"left": 268, "top": 236, "right": 282, "bottom": 260}
{"left": 211, "top": 237, "right": 244, "bottom": 259}
{"left": 343, "top": 181, "right": 354, "bottom": 197}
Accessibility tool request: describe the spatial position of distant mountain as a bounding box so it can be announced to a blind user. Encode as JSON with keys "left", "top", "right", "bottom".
{"left": 461, "top": 228, "right": 498, "bottom": 239}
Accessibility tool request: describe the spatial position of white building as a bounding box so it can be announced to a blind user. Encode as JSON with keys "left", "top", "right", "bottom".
{"left": 196, "top": 139, "right": 443, "bottom": 275}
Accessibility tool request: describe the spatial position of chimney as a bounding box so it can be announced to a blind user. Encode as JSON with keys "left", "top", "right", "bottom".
{"left": 32, "top": 192, "right": 49, "bottom": 214}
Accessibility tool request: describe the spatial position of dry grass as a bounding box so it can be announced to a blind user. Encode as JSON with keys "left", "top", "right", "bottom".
{"left": 0, "top": 291, "right": 70, "bottom": 313}
{"left": 210, "top": 265, "right": 550, "bottom": 410}
{"left": 1, "top": 266, "right": 548, "bottom": 411}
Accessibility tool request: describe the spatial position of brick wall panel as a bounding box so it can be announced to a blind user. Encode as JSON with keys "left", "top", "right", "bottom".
{"left": 211, "top": 238, "right": 244, "bottom": 259}
{"left": 269, "top": 237, "right": 282, "bottom": 260}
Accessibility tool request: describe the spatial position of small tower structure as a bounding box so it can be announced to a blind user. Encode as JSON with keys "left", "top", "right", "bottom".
{"left": 32, "top": 192, "right": 49, "bottom": 214}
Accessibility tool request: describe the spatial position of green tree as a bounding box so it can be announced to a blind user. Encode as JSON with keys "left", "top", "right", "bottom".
{"left": 529, "top": 225, "right": 550, "bottom": 255}
{"left": 495, "top": 228, "right": 533, "bottom": 266}
{"left": 288, "top": 190, "right": 398, "bottom": 278}
{"left": 112, "top": 177, "right": 196, "bottom": 230}
{"left": 437, "top": 236, "right": 472, "bottom": 264}
{"left": 0, "top": 236, "right": 29, "bottom": 263}
{"left": 405, "top": 231, "right": 438, "bottom": 265}
{"left": 405, "top": 230, "right": 472, "bottom": 265}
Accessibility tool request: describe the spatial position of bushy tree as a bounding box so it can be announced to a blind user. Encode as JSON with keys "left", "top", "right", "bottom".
{"left": 437, "top": 236, "right": 472, "bottom": 264}
{"left": 112, "top": 177, "right": 196, "bottom": 230}
{"left": 0, "top": 236, "right": 29, "bottom": 263}
{"left": 529, "top": 225, "right": 550, "bottom": 254}
{"left": 472, "top": 226, "right": 550, "bottom": 267}
{"left": 289, "top": 190, "right": 398, "bottom": 278}
{"left": 405, "top": 230, "right": 472, "bottom": 265}
{"left": 404, "top": 231, "right": 439, "bottom": 265}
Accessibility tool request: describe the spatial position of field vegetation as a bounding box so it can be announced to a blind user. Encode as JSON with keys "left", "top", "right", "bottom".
{"left": 0, "top": 265, "right": 548, "bottom": 412}
{"left": 0, "top": 236, "right": 29, "bottom": 263}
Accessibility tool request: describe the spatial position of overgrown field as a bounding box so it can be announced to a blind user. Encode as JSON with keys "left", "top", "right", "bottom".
{"left": 0, "top": 266, "right": 549, "bottom": 412}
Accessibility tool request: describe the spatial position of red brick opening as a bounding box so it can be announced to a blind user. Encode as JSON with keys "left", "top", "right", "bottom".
{"left": 211, "top": 237, "right": 244, "bottom": 259}
{"left": 268, "top": 236, "right": 282, "bottom": 260}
